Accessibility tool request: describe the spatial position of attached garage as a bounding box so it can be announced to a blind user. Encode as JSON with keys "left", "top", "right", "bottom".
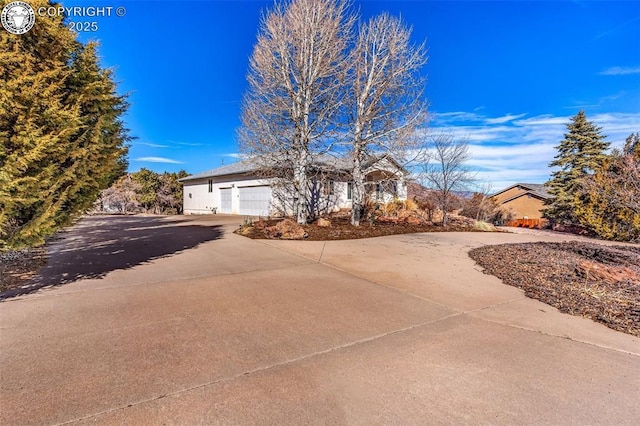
{"left": 220, "top": 188, "right": 232, "bottom": 213}
{"left": 239, "top": 185, "right": 271, "bottom": 216}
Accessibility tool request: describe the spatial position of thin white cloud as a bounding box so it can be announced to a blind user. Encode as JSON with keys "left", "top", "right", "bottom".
{"left": 168, "top": 140, "right": 205, "bottom": 147}
{"left": 223, "top": 153, "right": 242, "bottom": 158}
{"left": 599, "top": 92, "right": 625, "bottom": 103}
{"left": 134, "top": 157, "right": 184, "bottom": 164}
{"left": 594, "top": 16, "right": 640, "bottom": 40}
{"left": 562, "top": 104, "right": 600, "bottom": 109}
{"left": 562, "top": 92, "right": 627, "bottom": 109}
{"left": 426, "top": 111, "right": 640, "bottom": 189}
{"left": 599, "top": 66, "right": 640, "bottom": 76}
{"left": 513, "top": 115, "right": 567, "bottom": 126}
{"left": 137, "top": 142, "right": 169, "bottom": 148}
{"left": 484, "top": 113, "right": 527, "bottom": 125}
{"left": 433, "top": 111, "right": 484, "bottom": 123}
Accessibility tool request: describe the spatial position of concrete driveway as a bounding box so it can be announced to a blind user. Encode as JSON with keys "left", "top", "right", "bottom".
{"left": 1, "top": 215, "right": 638, "bottom": 425}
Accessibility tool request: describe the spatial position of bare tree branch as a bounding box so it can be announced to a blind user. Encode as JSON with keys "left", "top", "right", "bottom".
{"left": 420, "top": 133, "right": 475, "bottom": 225}
{"left": 239, "top": 0, "right": 354, "bottom": 224}
{"left": 347, "top": 13, "right": 428, "bottom": 226}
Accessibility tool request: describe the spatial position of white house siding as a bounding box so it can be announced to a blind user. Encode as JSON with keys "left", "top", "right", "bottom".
{"left": 181, "top": 157, "right": 408, "bottom": 216}
{"left": 184, "top": 176, "right": 406, "bottom": 216}
{"left": 182, "top": 179, "right": 215, "bottom": 214}
{"left": 335, "top": 181, "right": 352, "bottom": 209}
{"left": 183, "top": 174, "right": 272, "bottom": 215}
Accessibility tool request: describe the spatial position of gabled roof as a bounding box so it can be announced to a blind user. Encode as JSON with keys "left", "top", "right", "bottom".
{"left": 491, "top": 183, "right": 552, "bottom": 200}
{"left": 178, "top": 160, "right": 258, "bottom": 182}
{"left": 179, "top": 154, "right": 407, "bottom": 183}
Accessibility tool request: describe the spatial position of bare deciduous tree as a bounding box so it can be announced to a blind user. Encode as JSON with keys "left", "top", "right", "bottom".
{"left": 239, "top": 0, "right": 354, "bottom": 224}
{"left": 464, "top": 182, "right": 498, "bottom": 222}
{"left": 421, "top": 133, "right": 474, "bottom": 225}
{"left": 97, "top": 175, "right": 141, "bottom": 214}
{"left": 347, "top": 13, "right": 428, "bottom": 226}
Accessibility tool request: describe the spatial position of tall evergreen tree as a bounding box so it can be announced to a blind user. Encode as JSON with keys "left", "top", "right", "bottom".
{"left": 0, "top": 0, "right": 129, "bottom": 249}
{"left": 544, "top": 111, "right": 609, "bottom": 225}
{"left": 623, "top": 132, "right": 640, "bottom": 157}
{"left": 63, "top": 42, "right": 129, "bottom": 209}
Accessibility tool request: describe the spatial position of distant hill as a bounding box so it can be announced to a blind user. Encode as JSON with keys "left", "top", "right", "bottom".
{"left": 407, "top": 182, "right": 474, "bottom": 200}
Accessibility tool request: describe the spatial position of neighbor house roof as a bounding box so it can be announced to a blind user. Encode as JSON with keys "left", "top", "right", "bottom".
{"left": 179, "top": 154, "right": 407, "bottom": 183}
{"left": 491, "top": 183, "right": 552, "bottom": 201}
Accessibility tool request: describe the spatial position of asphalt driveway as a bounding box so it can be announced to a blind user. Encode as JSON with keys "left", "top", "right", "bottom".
{"left": 1, "top": 215, "right": 639, "bottom": 424}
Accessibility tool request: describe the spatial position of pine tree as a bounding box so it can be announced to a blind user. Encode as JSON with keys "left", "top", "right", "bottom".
{"left": 0, "top": 0, "right": 129, "bottom": 249}
{"left": 544, "top": 111, "right": 609, "bottom": 225}
{"left": 62, "top": 42, "right": 130, "bottom": 213}
{"left": 623, "top": 132, "right": 640, "bottom": 157}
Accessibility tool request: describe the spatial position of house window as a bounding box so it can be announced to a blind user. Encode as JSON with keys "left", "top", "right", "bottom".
{"left": 322, "top": 179, "right": 335, "bottom": 196}
{"left": 376, "top": 183, "right": 382, "bottom": 199}
{"left": 208, "top": 179, "right": 213, "bottom": 193}
{"left": 391, "top": 181, "right": 398, "bottom": 196}
{"left": 347, "top": 182, "right": 353, "bottom": 200}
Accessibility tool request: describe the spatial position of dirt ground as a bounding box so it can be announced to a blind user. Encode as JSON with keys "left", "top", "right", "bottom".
{"left": 469, "top": 241, "right": 640, "bottom": 337}
{"left": 0, "top": 248, "right": 47, "bottom": 293}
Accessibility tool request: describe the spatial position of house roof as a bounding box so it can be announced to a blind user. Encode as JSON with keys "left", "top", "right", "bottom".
{"left": 178, "top": 160, "right": 258, "bottom": 182}
{"left": 179, "top": 154, "right": 407, "bottom": 182}
{"left": 491, "top": 183, "right": 552, "bottom": 200}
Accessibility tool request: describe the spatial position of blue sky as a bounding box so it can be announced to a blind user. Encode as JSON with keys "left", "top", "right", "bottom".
{"left": 65, "top": 0, "right": 640, "bottom": 189}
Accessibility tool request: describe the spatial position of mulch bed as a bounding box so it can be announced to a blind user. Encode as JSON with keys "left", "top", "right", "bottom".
{"left": 237, "top": 215, "right": 488, "bottom": 241}
{"left": 469, "top": 242, "right": 640, "bottom": 337}
{"left": 0, "top": 248, "right": 48, "bottom": 294}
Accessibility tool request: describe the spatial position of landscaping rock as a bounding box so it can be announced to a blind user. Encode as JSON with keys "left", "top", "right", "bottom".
{"left": 264, "top": 219, "right": 308, "bottom": 240}
{"left": 316, "top": 218, "right": 331, "bottom": 227}
{"left": 377, "top": 216, "right": 398, "bottom": 224}
{"left": 448, "top": 215, "right": 476, "bottom": 227}
{"left": 239, "top": 226, "right": 254, "bottom": 236}
{"left": 262, "top": 225, "right": 280, "bottom": 239}
{"left": 252, "top": 220, "right": 268, "bottom": 229}
{"left": 576, "top": 260, "right": 640, "bottom": 285}
{"left": 406, "top": 216, "right": 422, "bottom": 225}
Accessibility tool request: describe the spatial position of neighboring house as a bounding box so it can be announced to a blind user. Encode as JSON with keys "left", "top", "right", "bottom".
{"left": 491, "top": 183, "right": 552, "bottom": 220}
{"left": 179, "top": 155, "right": 409, "bottom": 216}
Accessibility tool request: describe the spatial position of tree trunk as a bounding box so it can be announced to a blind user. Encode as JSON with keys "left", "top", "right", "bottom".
{"left": 294, "top": 155, "right": 308, "bottom": 225}
{"left": 351, "top": 157, "right": 366, "bottom": 226}
{"left": 441, "top": 194, "right": 448, "bottom": 226}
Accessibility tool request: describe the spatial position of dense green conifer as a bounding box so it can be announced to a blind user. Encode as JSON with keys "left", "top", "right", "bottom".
{"left": 0, "top": 0, "right": 129, "bottom": 248}
{"left": 544, "top": 111, "right": 609, "bottom": 225}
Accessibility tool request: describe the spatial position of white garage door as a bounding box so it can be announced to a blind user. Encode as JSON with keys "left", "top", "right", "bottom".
{"left": 239, "top": 186, "right": 271, "bottom": 216}
{"left": 220, "top": 188, "right": 232, "bottom": 213}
